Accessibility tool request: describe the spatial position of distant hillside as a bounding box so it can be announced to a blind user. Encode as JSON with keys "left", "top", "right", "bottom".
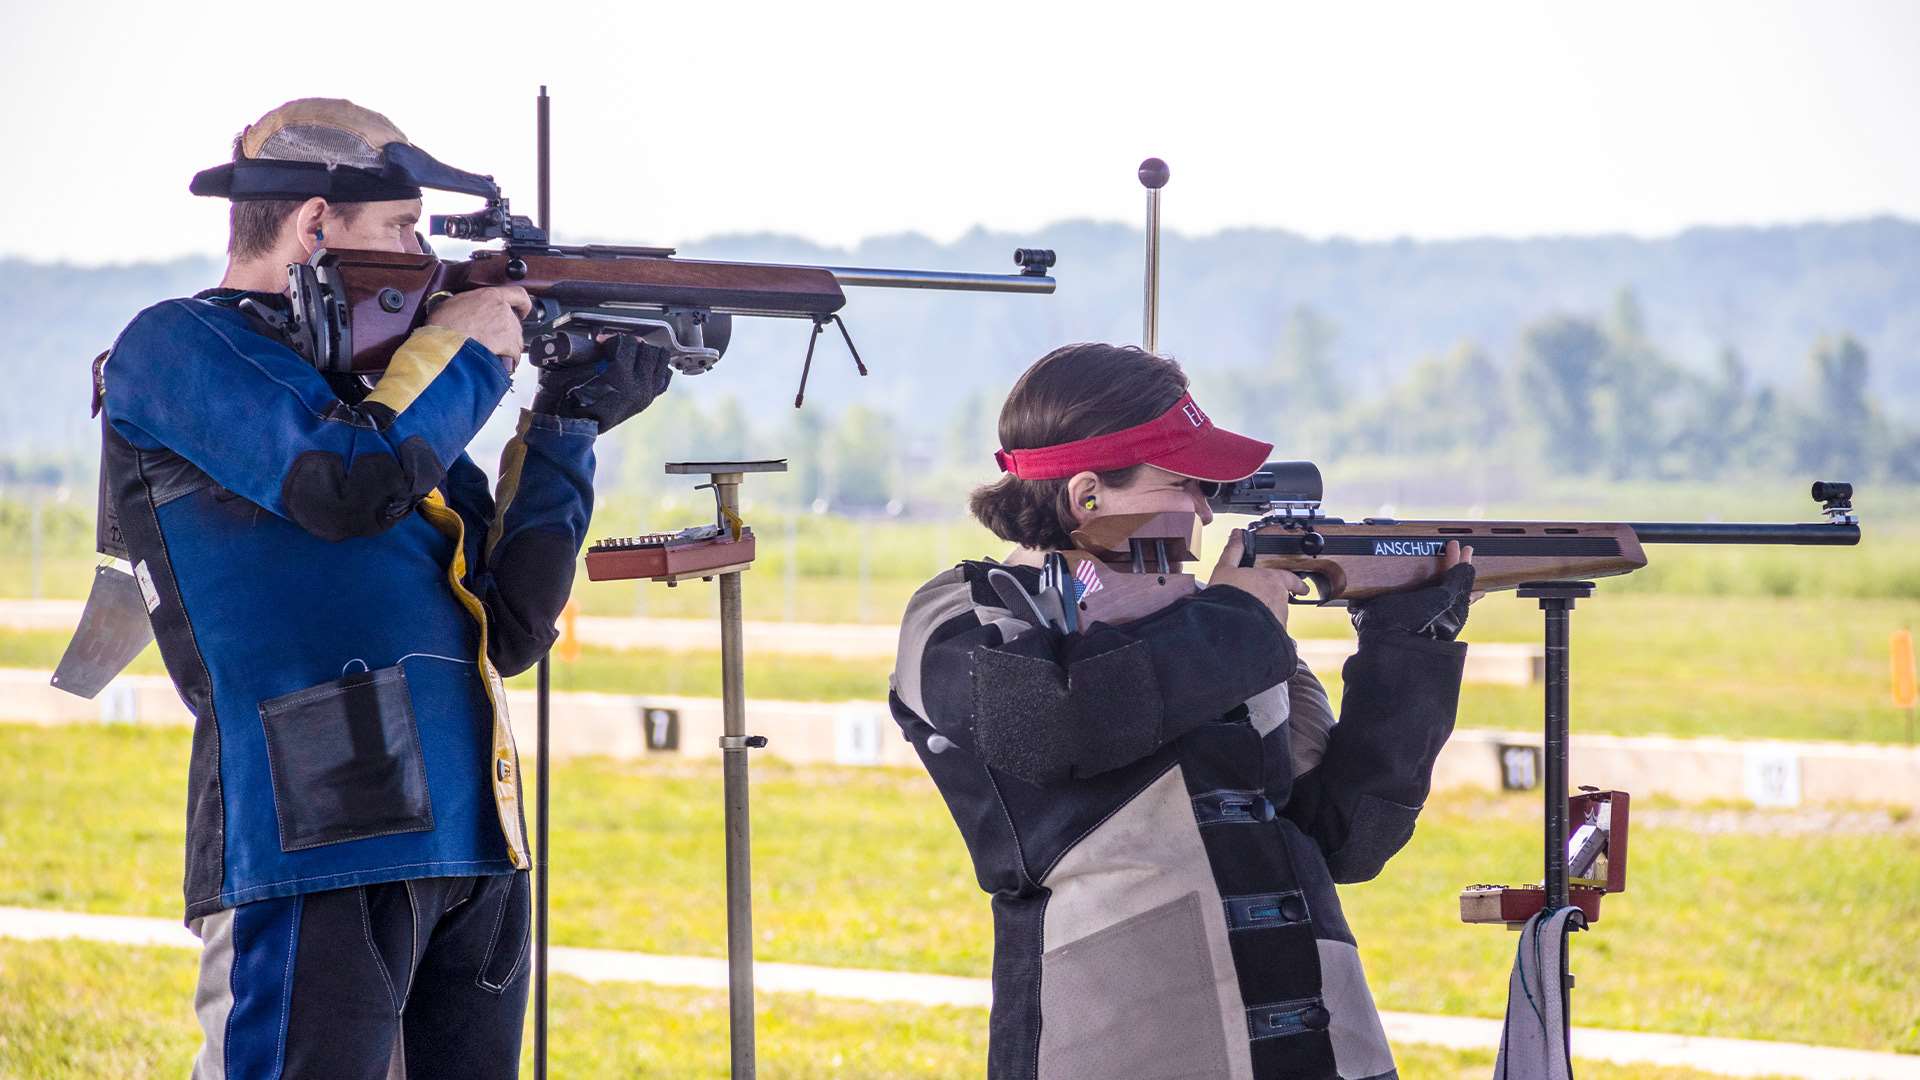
{"left": 7, "top": 217, "right": 1916, "bottom": 468}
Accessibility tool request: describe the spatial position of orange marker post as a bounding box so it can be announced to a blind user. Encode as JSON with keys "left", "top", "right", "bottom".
{"left": 558, "top": 599, "right": 581, "bottom": 666}
{"left": 1893, "top": 629, "right": 1917, "bottom": 745}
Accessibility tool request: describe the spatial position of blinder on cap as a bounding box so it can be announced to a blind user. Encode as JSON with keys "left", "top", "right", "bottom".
{"left": 189, "top": 159, "right": 424, "bottom": 203}
{"left": 189, "top": 97, "right": 490, "bottom": 204}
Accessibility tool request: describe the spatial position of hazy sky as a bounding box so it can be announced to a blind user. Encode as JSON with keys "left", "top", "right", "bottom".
{"left": 6, "top": 0, "right": 1918, "bottom": 264}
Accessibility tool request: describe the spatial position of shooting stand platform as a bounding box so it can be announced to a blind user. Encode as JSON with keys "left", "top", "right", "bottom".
{"left": 563, "top": 459, "right": 785, "bottom": 1080}
{"left": 1461, "top": 582, "right": 1633, "bottom": 1077}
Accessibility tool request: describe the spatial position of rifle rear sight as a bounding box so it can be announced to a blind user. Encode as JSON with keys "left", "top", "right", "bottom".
{"left": 430, "top": 198, "right": 549, "bottom": 245}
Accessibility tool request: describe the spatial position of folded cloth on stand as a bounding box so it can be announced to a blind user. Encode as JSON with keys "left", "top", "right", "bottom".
{"left": 1494, "top": 905, "right": 1587, "bottom": 1080}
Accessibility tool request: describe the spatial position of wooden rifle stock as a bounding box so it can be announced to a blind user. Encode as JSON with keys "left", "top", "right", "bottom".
{"left": 1200, "top": 462, "right": 1860, "bottom": 604}
{"left": 1245, "top": 519, "right": 1649, "bottom": 602}
{"left": 285, "top": 241, "right": 1053, "bottom": 379}
{"left": 460, "top": 248, "right": 846, "bottom": 317}
{"left": 278, "top": 120, "right": 1057, "bottom": 390}
{"left": 1063, "top": 475, "right": 1861, "bottom": 608}
{"left": 999, "top": 501, "right": 1856, "bottom": 634}
{"left": 283, "top": 248, "right": 449, "bottom": 374}
{"left": 1065, "top": 512, "right": 1654, "bottom": 605}
{"left": 1061, "top": 512, "right": 1204, "bottom": 626}
{"left": 286, "top": 245, "right": 848, "bottom": 374}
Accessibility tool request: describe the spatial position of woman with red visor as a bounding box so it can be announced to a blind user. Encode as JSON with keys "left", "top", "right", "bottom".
{"left": 890, "top": 343, "right": 1475, "bottom": 1080}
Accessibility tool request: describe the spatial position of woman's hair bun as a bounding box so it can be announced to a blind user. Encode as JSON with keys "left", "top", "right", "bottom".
{"left": 968, "top": 344, "right": 1188, "bottom": 550}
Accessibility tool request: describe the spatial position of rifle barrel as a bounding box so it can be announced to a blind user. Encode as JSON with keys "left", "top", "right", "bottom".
{"left": 1629, "top": 521, "right": 1860, "bottom": 545}
{"left": 822, "top": 265, "right": 1056, "bottom": 294}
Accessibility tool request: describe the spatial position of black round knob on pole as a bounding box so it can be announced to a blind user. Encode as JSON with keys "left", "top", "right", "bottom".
{"left": 1138, "top": 157, "right": 1171, "bottom": 190}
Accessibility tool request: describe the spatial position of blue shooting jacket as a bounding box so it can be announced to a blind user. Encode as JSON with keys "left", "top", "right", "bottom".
{"left": 99, "top": 290, "right": 596, "bottom": 921}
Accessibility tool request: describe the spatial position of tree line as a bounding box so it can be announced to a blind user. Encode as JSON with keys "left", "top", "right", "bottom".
{"left": 1206, "top": 289, "right": 1913, "bottom": 487}
{"left": 605, "top": 287, "right": 1914, "bottom": 514}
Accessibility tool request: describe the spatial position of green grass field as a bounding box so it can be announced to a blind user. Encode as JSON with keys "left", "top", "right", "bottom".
{"left": 1293, "top": 593, "right": 1920, "bottom": 743}
{"left": 5, "top": 479, "right": 1917, "bottom": 615}
{"left": 0, "top": 939, "right": 1788, "bottom": 1079}
{"left": 5, "top": 487, "right": 1914, "bottom": 746}
{"left": 4, "top": 722, "right": 1915, "bottom": 1060}
{"left": 7, "top": 587, "right": 1912, "bottom": 744}
{"left": 3, "top": 491, "right": 1915, "bottom": 1072}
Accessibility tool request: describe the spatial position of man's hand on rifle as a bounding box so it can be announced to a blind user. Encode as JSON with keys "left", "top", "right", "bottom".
{"left": 531, "top": 332, "right": 674, "bottom": 432}
{"left": 427, "top": 285, "right": 533, "bottom": 367}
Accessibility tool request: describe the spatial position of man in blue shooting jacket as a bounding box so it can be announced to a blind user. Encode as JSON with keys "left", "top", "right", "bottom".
{"left": 97, "top": 98, "right": 671, "bottom": 1078}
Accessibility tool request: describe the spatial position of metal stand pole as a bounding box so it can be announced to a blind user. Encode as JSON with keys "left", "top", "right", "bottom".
{"left": 1139, "top": 158, "right": 1169, "bottom": 353}
{"left": 534, "top": 654, "right": 550, "bottom": 1079}
{"left": 647, "top": 459, "right": 781, "bottom": 1077}
{"left": 713, "top": 470, "right": 763, "bottom": 1079}
{"left": 1518, "top": 580, "right": 1593, "bottom": 1068}
{"left": 532, "top": 83, "right": 554, "bottom": 1080}
{"left": 1541, "top": 600, "right": 1571, "bottom": 913}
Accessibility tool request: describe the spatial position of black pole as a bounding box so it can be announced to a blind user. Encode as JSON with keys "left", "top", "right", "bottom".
{"left": 1630, "top": 521, "right": 1858, "bottom": 545}
{"left": 1541, "top": 601, "right": 1571, "bottom": 911}
{"left": 1543, "top": 601, "right": 1571, "bottom": 1064}
{"left": 535, "top": 652, "right": 550, "bottom": 1079}
{"left": 533, "top": 83, "right": 552, "bottom": 1080}
{"left": 1517, "top": 580, "right": 1593, "bottom": 1069}
{"left": 537, "top": 86, "right": 551, "bottom": 235}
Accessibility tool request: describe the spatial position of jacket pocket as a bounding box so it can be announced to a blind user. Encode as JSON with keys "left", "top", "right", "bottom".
{"left": 259, "top": 665, "right": 433, "bottom": 852}
{"left": 1037, "top": 891, "right": 1233, "bottom": 1080}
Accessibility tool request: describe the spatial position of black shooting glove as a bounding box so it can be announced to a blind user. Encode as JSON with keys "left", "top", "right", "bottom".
{"left": 531, "top": 333, "right": 674, "bottom": 431}
{"left": 1349, "top": 562, "right": 1477, "bottom": 642}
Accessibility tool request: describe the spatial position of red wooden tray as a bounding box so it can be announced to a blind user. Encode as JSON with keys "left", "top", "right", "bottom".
{"left": 586, "top": 529, "right": 757, "bottom": 582}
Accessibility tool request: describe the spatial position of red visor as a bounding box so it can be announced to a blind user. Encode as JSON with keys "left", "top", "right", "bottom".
{"left": 994, "top": 394, "right": 1273, "bottom": 482}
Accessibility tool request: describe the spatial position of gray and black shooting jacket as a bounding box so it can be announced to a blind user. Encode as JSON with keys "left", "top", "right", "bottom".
{"left": 890, "top": 560, "right": 1467, "bottom": 1080}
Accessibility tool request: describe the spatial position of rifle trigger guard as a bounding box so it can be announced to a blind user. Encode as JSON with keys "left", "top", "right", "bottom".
{"left": 1291, "top": 572, "right": 1335, "bottom": 606}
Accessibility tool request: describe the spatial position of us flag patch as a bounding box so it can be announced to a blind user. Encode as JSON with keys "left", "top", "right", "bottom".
{"left": 1071, "top": 558, "right": 1104, "bottom": 599}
